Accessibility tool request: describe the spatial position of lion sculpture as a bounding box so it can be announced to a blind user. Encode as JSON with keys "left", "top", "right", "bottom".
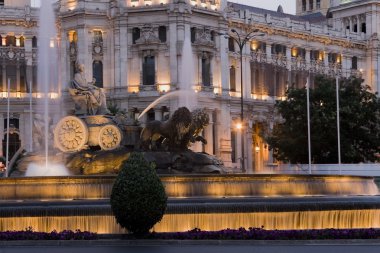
{"left": 140, "top": 107, "right": 210, "bottom": 151}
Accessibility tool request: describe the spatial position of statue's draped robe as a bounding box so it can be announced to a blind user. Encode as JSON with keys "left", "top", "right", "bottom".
{"left": 71, "top": 73, "right": 108, "bottom": 115}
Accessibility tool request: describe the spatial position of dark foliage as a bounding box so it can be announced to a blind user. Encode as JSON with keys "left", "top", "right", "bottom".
{"left": 267, "top": 75, "right": 380, "bottom": 164}
{"left": 110, "top": 152, "right": 167, "bottom": 235}
{"left": 150, "top": 227, "right": 380, "bottom": 240}
{"left": 0, "top": 227, "right": 97, "bottom": 240}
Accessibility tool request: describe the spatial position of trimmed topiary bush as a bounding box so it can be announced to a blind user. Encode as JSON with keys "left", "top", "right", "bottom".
{"left": 110, "top": 152, "right": 167, "bottom": 235}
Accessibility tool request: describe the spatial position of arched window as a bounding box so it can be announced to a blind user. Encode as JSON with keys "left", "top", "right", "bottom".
{"left": 302, "top": 0, "right": 306, "bottom": 11}
{"left": 352, "top": 56, "right": 358, "bottom": 70}
{"left": 32, "top": 36, "right": 37, "bottom": 48}
{"left": 202, "top": 57, "right": 211, "bottom": 86}
{"left": 132, "top": 28, "right": 140, "bottom": 44}
{"left": 93, "top": 61, "right": 103, "bottom": 88}
{"left": 143, "top": 56, "right": 155, "bottom": 85}
{"left": 6, "top": 36, "right": 16, "bottom": 47}
{"left": 230, "top": 66, "right": 236, "bottom": 91}
{"left": 158, "top": 26, "right": 167, "bottom": 43}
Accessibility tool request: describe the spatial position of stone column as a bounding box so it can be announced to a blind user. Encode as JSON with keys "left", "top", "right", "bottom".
{"left": 76, "top": 28, "right": 92, "bottom": 81}
{"left": 154, "top": 108, "right": 162, "bottom": 121}
{"left": 349, "top": 17, "right": 353, "bottom": 33}
{"left": 286, "top": 46, "right": 292, "bottom": 70}
{"left": 219, "top": 24, "right": 229, "bottom": 96}
{"left": 266, "top": 42, "right": 272, "bottom": 64}
{"left": 246, "top": 126, "right": 253, "bottom": 173}
{"left": 323, "top": 51, "right": 329, "bottom": 74}
{"left": 24, "top": 35, "right": 33, "bottom": 93}
{"left": 169, "top": 14, "right": 178, "bottom": 89}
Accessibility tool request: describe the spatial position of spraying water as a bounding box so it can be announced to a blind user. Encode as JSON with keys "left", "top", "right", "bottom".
{"left": 179, "top": 34, "right": 197, "bottom": 110}
{"left": 36, "top": 0, "right": 58, "bottom": 170}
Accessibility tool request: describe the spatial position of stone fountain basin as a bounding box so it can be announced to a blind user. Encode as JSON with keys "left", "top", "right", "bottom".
{"left": 0, "top": 174, "right": 377, "bottom": 200}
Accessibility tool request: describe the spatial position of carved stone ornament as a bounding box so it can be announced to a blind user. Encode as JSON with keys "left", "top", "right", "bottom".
{"left": 136, "top": 25, "right": 160, "bottom": 44}
{"left": 93, "top": 44, "right": 102, "bottom": 55}
{"left": 54, "top": 116, "right": 89, "bottom": 153}
{"left": 7, "top": 50, "right": 15, "bottom": 60}
{"left": 194, "top": 29, "right": 214, "bottom": 47}
{"left": 98, "top": 124, "right": 122, "bottom": 151}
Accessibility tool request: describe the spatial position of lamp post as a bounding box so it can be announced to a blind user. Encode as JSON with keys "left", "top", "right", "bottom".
{"left": 225, "top": 28, "right": 264, "bottom": 173}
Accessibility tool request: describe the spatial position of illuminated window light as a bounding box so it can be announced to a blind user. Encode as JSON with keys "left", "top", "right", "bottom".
{"left": 50, "top": 39, "right": 55, "bottom": 48}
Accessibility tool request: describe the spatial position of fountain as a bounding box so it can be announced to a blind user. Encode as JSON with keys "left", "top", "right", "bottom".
{"left": 1, "top": 1, "right": 380, "bottom": 235}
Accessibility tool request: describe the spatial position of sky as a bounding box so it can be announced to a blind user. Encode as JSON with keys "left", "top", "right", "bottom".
{"left": 31, "top": 1, "right": 296, "bottom": 14}
{"left": 228, "top": 0, "right": 296, "bottom": 14}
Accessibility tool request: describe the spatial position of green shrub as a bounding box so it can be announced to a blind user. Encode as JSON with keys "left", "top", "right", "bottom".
{"left": 110, "top": 152, "right": 167, "bottom": 235}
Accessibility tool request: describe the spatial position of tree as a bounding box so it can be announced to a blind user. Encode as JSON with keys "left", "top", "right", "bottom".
{"left": 110, "top": 152, "right": 167, "bottom": 235}
{"left": 266, "top": 75, "right": 380, "bottom": 164}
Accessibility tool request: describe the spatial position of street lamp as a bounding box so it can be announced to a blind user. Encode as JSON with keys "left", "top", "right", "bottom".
{"left": 223, "top": 28, "right": 264, "bottom": 173}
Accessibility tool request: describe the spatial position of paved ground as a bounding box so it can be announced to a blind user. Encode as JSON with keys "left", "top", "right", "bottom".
{"left": 1, "top": 240, "right": 380, "bottom": 253}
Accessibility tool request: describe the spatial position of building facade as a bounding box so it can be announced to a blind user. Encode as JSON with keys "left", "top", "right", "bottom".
{"left": 0, "top": 0, "right": 377, "bottom": 173}
{"left": 296, "top": 0, "right": 330, "bottom": 15}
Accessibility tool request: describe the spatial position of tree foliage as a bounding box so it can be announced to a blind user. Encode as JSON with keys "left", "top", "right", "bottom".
{"left": 110, "top": 152, "right": 167, "bottom": 235}
{"left": 266, "top": 75, "right": 380, "bottom": 164}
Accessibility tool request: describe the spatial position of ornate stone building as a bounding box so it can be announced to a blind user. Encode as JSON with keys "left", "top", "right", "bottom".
{"left": 0, "top": 0, "right": 377, "bottom": 173}
{"left": 296, "top": 0, "right": 330, "bottom": 16}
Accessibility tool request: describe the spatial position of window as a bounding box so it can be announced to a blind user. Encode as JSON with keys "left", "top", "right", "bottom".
{"left": 93, "top": 61, "right": 103, "bottom": 88}
{"left": 143, "top": 56, "right": 155, "bottom": 85}
{"left": 230, "top": 66, "right": 236, "bottom": 91}
{"left": 272, "top": 44, "right": 286, "bottom": 55}
{"left": 20, "top": 64, "right": 26, "bottom": 92}
{"left": 302, "top": 0, "right": 306, "bottom": 11}
{"left": 354, "top": 24, "right": 358, "bottom": 33}
{"left": 352, "top": 56, "right": 358, "bottom": 70}
{"left": 316, "top": 0, "right": 321, "bottom": 9}
{"left": 20, "top": 36, "right": 25, "bottom": 47}
{"left": 158, "top": 26, "right": 167, "bottom": 43}
{"left": 132, "top": 28, "right": 140, "bottom": 44}
{"left": 0, "top": 65, "right": 2, "bottom": 92}
{"left": 32, "top": 65, "right": 37, "bottom": 92}
{"left": 93, "top": 30, "right": 103, "bottom": 43}
{"left": 6, "top": 65, "right": 17, "bottom": 92}
{"left": 0, "top": 0, "right": 4, "bottom": 6}
{"left": 362, "top": 23, "right": 366, "bottom": 33}
{"left": 4, "top": 118, "right": 19, "bottom": 129}
{"left": 32, "top": 36, "right": 37, "bottom": 48}
{"left": 202, "top": 57, "right": 211, "bottom": 86}
{"left": 6, "top": 36, "right": 16, "bottom": 47}
{"left": 191, "top": 27, "right": 196, "bottom": 43}
{"left": 147, "top": 109, "right": 155, "bottom": 122}
{"left": 228, "top": 37, "right": 235, "bottom": 52}
{"left": 309, "top": 0, "right": 313, "bottom": 10}
{"left": 231, "top": 130, "right": 236, "bottom": 163}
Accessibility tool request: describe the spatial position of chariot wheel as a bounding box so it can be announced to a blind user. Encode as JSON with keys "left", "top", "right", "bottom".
{"left": 54, "top": 116, "right": 89, "bottom": 153}
{"left": 98, "top": 124, "right": 122, "bottom": 151}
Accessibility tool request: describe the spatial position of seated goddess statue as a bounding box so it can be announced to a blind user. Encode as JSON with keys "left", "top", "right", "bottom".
{"left": 69, "top": 63, "right": 109, "bottom": 115}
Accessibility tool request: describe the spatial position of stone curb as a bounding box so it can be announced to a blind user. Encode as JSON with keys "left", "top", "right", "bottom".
{"left": 1, "top": 239, "right": 380, "bottom": 247}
